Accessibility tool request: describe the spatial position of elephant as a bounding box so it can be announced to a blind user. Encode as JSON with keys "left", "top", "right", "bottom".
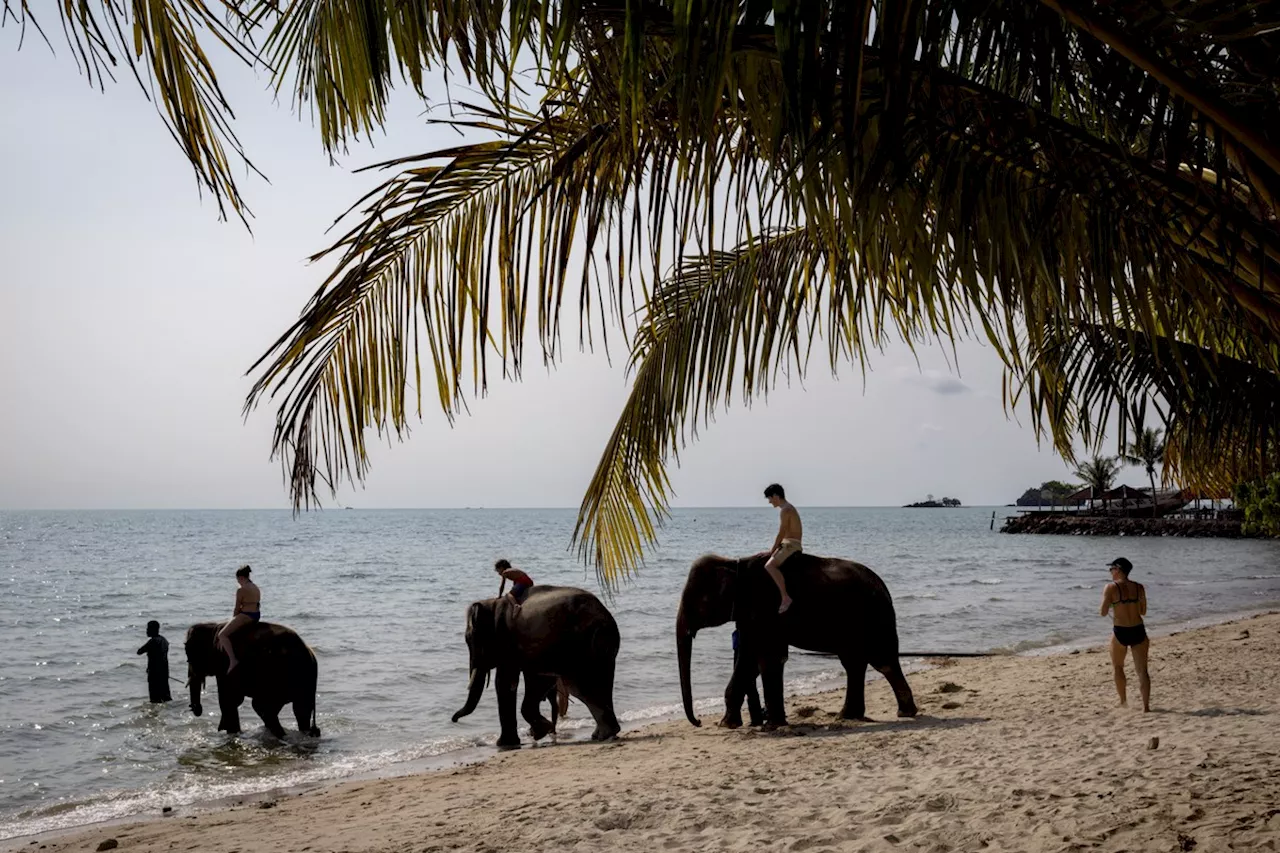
{"left": 185, "top": 621, "right": 321, "bottom": 738}
{"left": 677, "top": 553, "right": 918, "bottom": 728}
{"left": 451, "top": 586, "right": 621, "bottom": 748}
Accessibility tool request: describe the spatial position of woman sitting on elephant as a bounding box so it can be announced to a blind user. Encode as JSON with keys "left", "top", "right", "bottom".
{"left": 216, "top": 565, "right": 261, "bottom": 672}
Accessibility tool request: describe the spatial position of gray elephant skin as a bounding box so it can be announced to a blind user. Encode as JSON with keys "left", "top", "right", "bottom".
{"left": 677, "top": 553, "right": 918, "bottom": 727}
{"left": 452, "top": 586, "right": 621, "bottom": 747}
{"left": 185, "top": 622, "right": 321, "bottom": 738}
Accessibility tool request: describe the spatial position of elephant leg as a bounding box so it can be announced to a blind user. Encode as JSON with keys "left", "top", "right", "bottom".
{"left": 745, "top": 667, "right": 764, "bottom": 727}
{"left": 293, "top": 697, "right": 320, "bottom": 737}
{"left": 252, "top": 697, "right": 287, "bottom": 739}
{"left": 838, "top": 654, "right": 869, "bottom": 720}
{"left": 719, "top": 649, "right": 757, "bottom": 728}
{"left": 521, "top": 674, "right": 556, "bottom": 742}
{"left": 495, "top": 667, "right": 522, "bottom": 749}
{"left": 573, "top": 671, "right": 620, "bottom": 741}
{"left": 873, "top": 659, "right": 919, "bottom": 718}
{"left": 759, "top": 657, "right": 788, "bottom": 727}
{"left": 216, "top": 681, "right": 242, "bottom": 734}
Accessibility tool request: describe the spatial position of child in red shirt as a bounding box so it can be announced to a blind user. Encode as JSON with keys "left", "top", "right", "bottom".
{"left": 495, "top": 559, "right": 534, "bottom": 603}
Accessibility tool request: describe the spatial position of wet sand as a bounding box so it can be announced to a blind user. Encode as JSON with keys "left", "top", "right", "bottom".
{"left": 11, "top": 612, "right": 1280, "bottom": 853}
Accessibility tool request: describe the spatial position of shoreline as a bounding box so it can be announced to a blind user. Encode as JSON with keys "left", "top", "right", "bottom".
{"left": 7, "top": 607, "right": 1279, "bottom": 852}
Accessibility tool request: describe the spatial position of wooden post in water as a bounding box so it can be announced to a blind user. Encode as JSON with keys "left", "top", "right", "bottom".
{"left": 990, "top": 510, "right": 996, "bottom": 531}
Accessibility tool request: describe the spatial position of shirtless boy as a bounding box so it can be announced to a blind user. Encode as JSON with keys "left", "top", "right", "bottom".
{"left": 495, "top": 559, "right": 534, "bottom": 604}
{"left": 764, "top": 484, "right": 802, "bottom": 613}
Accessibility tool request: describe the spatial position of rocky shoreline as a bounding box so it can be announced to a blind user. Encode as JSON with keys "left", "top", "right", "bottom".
{"left": 1001, "top": 513, "right": 1247, "bottom": 537}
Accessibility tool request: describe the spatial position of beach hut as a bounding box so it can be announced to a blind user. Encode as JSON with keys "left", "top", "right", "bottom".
{"left": 1104, "top": 484, "right": 1146, "bottom": 509}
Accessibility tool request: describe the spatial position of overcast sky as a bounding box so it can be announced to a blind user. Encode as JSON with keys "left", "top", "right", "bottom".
{"left": 0, "top": 32, "right": 1124, "bottom": 510}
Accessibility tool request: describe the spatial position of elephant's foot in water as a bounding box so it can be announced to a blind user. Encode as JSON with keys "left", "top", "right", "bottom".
{"left": 590, "top": 722, "right": 620, "bottom": 741}
{"left": 528, "top": 715, "right": 555, "bottom": 742}
{"left": 716, "top": 708, "right": 744, "bottom": 729}
{"left": 496, "top": 733, "right": 522, "bottom": 750}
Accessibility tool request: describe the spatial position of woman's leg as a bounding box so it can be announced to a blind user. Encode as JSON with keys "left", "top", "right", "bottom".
{"left": 1131, "top": 637, "right": 1152, "bottom": 712}
{"left": 216, "top": 614, "right": 253, "bottom": 671}
{"left": 1109, "top": 634, "right": 1128, "bottom": 706}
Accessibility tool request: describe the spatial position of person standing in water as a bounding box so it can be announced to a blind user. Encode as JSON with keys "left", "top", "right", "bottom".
{"left": 763, "top": 483, "right": 803, "bottom": 614}
{"left": 1099, "top": 557, "right": 1151, "bottom": 712}
{"left": 216, "top": 565, "right": 261, "bottom": 672}
{"left": 136, "top": 620, "right": 171, "bottom": 703}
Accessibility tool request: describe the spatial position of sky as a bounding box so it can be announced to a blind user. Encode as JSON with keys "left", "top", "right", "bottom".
{"left": 0, "top": 27, "right": 1122, "bottom": 510}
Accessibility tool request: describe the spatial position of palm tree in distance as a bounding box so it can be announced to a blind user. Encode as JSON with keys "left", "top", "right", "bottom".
{"left": 9, "top": 2, "right": 1280, "bottom": 586}
{"left": 1123, "top": 429, "right": 1167, "bottom": 518}
{"left": 1073, "top": 457, "right": 1123, "bottom": 512}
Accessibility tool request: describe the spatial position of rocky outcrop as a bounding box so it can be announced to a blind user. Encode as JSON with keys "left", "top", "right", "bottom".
{"left": 1001, "top": 514, "right": 1246, "bottom": 537}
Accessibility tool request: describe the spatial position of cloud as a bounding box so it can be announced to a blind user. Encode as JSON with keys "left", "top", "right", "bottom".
{"left": 893, "top": 367, "right": 973, "bottom": 396}
{"left": 918, "top": 423, "right": 945, "bottom": 434}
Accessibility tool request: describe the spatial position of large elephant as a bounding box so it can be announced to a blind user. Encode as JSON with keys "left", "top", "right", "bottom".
{"left": 185, "top": 622, "right": 321, "bottom": 738}
{"left": 677, "top": 553, "right": 918, "bottom": 728}
{"left": 451, "top": 586, "right": 621, "bottom": 748}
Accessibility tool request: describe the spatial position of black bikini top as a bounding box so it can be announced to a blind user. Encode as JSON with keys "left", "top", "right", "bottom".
{"left": 1113, "top": 580, "right": 1141, "bottom": 605}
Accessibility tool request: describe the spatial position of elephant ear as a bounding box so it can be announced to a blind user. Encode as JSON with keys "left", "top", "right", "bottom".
{"left": 466, "top": 601, "right": 499, "bottom": 668}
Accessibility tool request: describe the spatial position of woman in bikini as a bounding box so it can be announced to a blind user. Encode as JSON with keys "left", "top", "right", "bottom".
{"left": 216, "top": 565, "right": 261, "bottom": 672}
{"left": 1099, "top": 557, "right": 1150, "bottom": 711}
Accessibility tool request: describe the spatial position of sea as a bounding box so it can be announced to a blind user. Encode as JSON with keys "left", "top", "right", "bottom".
{"left": 2, "top": 507, "right": 1279, "bottom": 840}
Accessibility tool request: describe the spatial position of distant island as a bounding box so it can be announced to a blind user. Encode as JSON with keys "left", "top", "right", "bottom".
{"left": 904, "top": 496, "right": 961, "bottom": 508}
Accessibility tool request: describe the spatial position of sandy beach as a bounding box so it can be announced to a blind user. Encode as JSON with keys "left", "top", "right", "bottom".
{"left": 13, "top": 612, "right": 1279, "bottom": 853}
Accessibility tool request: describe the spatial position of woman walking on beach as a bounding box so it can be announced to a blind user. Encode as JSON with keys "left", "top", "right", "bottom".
{"left": 216, "top": 565, "right": 261, "bottom": 672}
{"left": 1100, "top": 557, "right": 1150, "bottom": 711}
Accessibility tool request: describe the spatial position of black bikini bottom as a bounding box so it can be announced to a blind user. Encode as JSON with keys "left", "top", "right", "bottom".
{"left": 1113, "top": 624, "right": 1148, "bottom": 647}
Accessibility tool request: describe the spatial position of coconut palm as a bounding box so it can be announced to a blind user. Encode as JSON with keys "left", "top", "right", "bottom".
{"left": 12, "top": 1, "right": 1280, "bottom": 585}
{"left": 1122, "top": 428, "right": 1167, "bottom": 517}
{"left": 1072, "top": 456, "right": 1123, "bottom": 511}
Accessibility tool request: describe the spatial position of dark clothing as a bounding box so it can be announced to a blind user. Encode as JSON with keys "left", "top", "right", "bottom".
{"left": 137, "top": 636, "right": 171, "bottom": 703}
{"left": 1113, "top": 624, "right": 1148, "bottom": 647}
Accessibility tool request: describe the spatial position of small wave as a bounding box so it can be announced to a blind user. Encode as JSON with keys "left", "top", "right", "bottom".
{"left": 896, "top": 592, "right": 939, "bottom": 601}
{"left": 1247, "top": 574, "right": 1280, "bottom": 580}
{"left": 1067, "top": 584, "right": 1091, "bottom": 590}
{"left": 972, "top": 578, "right": 1003, "bottom": 585}
{"left": 1171, "top": 580, "right": 1207, "bottom": 586}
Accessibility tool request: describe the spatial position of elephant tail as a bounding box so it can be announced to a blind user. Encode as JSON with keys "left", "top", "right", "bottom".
{"left": 589, "top": 617, "right": 621, "bottom": 662}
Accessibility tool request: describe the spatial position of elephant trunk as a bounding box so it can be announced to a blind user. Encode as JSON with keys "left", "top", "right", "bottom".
{"left": 452, "top": 668, "right": 486, "bottom": 722}
{"left": 189, "top": 673, "right": 204, "bottom": 717}
{"left": 676, "top": 606, "right": 701, "bottom": 727}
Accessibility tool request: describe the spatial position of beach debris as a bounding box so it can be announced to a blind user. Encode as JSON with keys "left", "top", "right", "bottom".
{"left": 1234, "top": 630, "right": 1250, "bottom": 640}
{"left": 941, "top": 701, "right": 962, "bottom": 709}
{"left": 1149, "top": 737, "right": 1160, "bottom": 750}
{"left": 259, "top": 800, "right": 277, "bottom": 809}
{"left": 884, "top": 834, "right": 900, "bottom": 844}
{"left": 162, "top": 806, "right": 172, "bottom": 814}
{"left": 794, "top": 705, "right": 818, "bottom": 718}
{"left": 937, "top": 682, "right": 964, "bottom": 694}
{"left": 1178, "top": 833, "right": 1198, "bottom": 850}
{"left": 96, "top": 841, "right": 119, "bottom": 852}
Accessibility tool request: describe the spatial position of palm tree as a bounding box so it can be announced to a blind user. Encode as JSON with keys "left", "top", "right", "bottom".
{"left": 13, "top": 2, "right": 1280, "bottom": 585}
{"left": 1072, "top": 457, "right": 1123, "bottom": 512}
{"left": 1122, "top": 428, "right": 1167, "bottom": 517}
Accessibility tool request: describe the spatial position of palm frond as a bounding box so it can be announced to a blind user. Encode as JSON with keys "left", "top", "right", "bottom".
{"left": 8, "top": 0, "right": 262, "bottom": 220}
{"left": 1014, "top": 323, "right": 1280, "bottom": 494}
{"left": 243, "top": 105, "right": 655, "bottom": 508}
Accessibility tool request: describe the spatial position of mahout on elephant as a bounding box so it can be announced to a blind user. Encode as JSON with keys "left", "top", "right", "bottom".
{"left": 677, "top": 552, "right": 917, "bottom": 728}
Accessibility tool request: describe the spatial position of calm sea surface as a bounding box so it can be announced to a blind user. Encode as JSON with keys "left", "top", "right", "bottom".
{"left": 2, "top": 507, "right": 1279, "bottom": 839}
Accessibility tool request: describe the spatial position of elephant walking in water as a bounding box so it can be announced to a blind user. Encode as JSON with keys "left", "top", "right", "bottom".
{"left": 185, "top": 622, "right": 321, "bottom": 738}
{"left": 677, "top": 553, "right": 918, "bottom": 728}
{"left": 452, "top": 586, "right": 621, "bottom": 748}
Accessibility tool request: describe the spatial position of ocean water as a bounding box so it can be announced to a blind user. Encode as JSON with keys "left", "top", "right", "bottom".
{"left": 2, "top": 507, "right": 1278, "bottom": 840}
